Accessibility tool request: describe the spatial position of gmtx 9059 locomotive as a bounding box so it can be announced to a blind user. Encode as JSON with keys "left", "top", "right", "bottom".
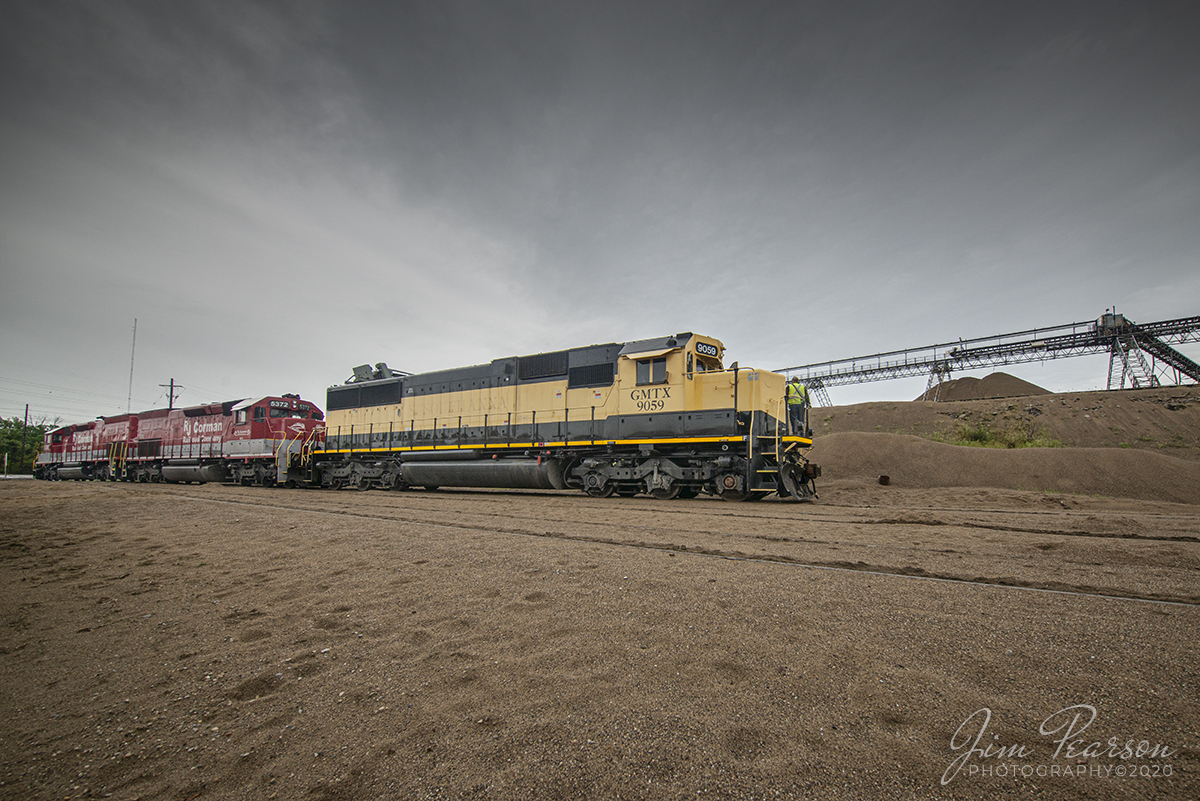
{"left": 316, "top": 333, "right": 818, "bottom": 501}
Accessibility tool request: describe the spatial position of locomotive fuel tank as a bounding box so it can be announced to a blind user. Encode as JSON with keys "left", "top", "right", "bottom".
{"left": 398, "top": 458, "right": 567, "bottom": 490}
{"left": 161, "top": 463, "right": 230, "bottom": 483}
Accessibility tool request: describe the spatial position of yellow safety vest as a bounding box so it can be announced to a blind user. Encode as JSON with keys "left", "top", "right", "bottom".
{"left": 787, "top": 382, "right": 808, "bottom": 405}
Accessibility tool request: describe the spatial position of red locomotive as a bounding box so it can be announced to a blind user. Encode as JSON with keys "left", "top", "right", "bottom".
{"left": 34, "top": 394, "right": 324, "bottom": 486}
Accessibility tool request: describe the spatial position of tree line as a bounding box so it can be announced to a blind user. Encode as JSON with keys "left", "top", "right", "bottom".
{"left": 2, "top": 416, "right": 56, "bottom": 474}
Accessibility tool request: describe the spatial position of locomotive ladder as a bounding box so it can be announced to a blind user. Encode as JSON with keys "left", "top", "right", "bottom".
{"left": 274, "top": 434, "right": 300, "bottom": 481}
{"left": 273, "top": 427, "right": 322, "bottom": 483}
{"left": 300, "top": 426, "right": 321, "bottom": 467}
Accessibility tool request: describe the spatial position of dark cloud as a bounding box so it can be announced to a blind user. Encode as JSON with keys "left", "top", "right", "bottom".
{"left": 1, "top": 1, "right": 1197, "bottom": 418}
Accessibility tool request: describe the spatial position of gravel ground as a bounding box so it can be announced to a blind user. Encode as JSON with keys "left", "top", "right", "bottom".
{"left": 1, "top": 480, "right": 1196, "bottom": 800}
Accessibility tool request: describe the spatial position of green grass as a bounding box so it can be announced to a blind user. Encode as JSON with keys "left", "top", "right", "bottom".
{"left": 933, "top": 421, "right": 1063, "bottom": 449}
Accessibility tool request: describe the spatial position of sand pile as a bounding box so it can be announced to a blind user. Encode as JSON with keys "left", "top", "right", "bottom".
{"left": 915, "top": 372, "right": 1050, "bottom": 401}
{"left": 817, "top": 384, "right": 1200, "bottom": 464}
{"left": 813, "top": 431, "right": 1200, "bottom": 503}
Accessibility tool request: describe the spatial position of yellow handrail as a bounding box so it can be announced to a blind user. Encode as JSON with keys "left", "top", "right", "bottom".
{"left": 300, "top": 426, "right": 320, "bottom": 466}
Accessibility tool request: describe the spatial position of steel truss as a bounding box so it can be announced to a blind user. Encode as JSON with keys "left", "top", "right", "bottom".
{"left": 782, "top": 313, "right": 1200, "bottom": 406}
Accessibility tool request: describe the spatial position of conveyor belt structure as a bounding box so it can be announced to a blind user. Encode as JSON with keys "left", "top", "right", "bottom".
{"left": 781, "top": 312, "right": 1200, "bottom": 406}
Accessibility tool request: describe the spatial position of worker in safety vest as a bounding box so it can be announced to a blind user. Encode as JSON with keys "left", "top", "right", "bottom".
{"left": 786, "top": 377, "right": 809, "bottom": 436}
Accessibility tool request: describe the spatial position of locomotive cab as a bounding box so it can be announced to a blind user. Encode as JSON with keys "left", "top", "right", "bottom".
{"left": 232, "top": 397, "right": 324, "bottom": 426}
{"left": 227, "top": 395, "right": 325, "bottom": 484}
{"left": 618, "top": 339, "right": 690, "bottom": 415}
{"left": 33, "top": 427, "right": 70, "bottom": 479}
{"left": 35, "top": 422, "right": 98, "bottom": 481}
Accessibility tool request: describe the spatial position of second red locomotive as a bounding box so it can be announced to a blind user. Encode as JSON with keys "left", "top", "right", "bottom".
{"left": 34, "top": 394, "right": 325, "bottom": 486}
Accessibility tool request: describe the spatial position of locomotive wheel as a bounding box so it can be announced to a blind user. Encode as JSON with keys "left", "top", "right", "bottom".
{"left": 650, "top": 485, "right": 682, "bottom": 500}
{"left": 582, "top": 473, "right": 614, "bottom": 498}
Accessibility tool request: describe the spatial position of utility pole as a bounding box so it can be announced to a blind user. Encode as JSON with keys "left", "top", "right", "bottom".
{"left": 20, "top": 403, "right": 29, "bottom": 475}
{"left": 160, "top": 379, "right": 181, "bottom": 410}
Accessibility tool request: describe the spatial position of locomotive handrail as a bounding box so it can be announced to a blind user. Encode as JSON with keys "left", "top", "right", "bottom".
{"left": 300, "top": 426, "right": 320, "bottom": 467}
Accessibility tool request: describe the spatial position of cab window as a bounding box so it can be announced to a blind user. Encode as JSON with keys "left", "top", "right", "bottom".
{"left": 637, "top": 358, "right": 667, "bottom": 385}
{"left": 235, "top": 410, "right": 248, "bottom": 425}
{"left": 686, "top": 352, "right": 718, "bottom": 376}
{"left": 270, "top": 408, "right": 308, "bottom": 418}
{"left": 253, "top": 407, "right": 266, "bottom": 422}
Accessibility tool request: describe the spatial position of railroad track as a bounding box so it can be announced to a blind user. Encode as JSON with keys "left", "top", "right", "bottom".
{"left": 154, "top": 486, "right": 1200, "bottom": 609}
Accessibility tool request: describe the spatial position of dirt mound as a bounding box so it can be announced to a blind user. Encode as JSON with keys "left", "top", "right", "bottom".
{"left": 818, "top": 384, "right": 1200, "bottom": 462}
{"left": 813, "top": 431, "right": 1200, "bottom": 503}
{"left": 915, "top": 371, "right": 1050, "bottom": 401}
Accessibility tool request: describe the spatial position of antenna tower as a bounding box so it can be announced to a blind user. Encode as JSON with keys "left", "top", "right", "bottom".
{"left": 126, "top": 318, "right": 137, "bottom": 413}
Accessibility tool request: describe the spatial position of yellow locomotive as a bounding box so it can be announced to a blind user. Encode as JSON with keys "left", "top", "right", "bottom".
{"left": 315, "top": 333, "right": 818, "bottom": 500}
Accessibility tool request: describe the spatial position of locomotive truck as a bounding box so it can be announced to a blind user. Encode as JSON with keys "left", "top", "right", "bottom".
{"left": 315, "top": 332, "right": 819, "bottom": 501}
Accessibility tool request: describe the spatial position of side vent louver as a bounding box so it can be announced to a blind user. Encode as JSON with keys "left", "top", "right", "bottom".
{"left": 517, "top": 351, "right": 569, "bottom": 381}
{"left": 567, "top": 363, "right": 615, "bottom": 388}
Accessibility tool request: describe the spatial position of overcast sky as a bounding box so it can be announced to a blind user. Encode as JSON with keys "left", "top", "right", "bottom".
{"left": 2, "top": 0, "right": 1198, "bottom": 422}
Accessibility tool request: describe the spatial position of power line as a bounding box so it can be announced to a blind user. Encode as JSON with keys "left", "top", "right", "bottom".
{"left": 0, "top": 375, "right": 157, "bottom": 405}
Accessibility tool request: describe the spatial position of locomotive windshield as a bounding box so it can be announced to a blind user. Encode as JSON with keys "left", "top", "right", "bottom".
{"left": 269, "top": 408, "right": 308, "bottom": 419}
